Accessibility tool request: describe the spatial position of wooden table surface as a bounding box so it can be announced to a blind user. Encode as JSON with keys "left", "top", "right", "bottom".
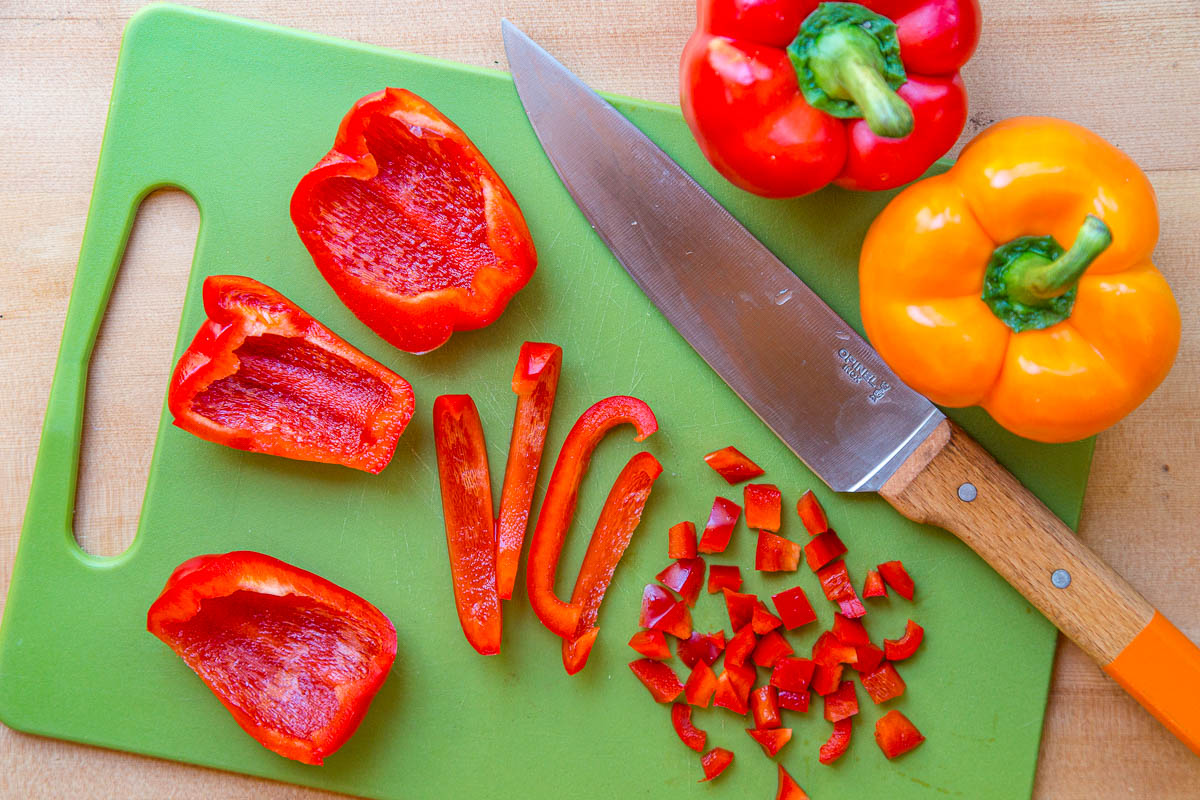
{"left": 1, "top": 1, "right": 1197, "bottom": 797}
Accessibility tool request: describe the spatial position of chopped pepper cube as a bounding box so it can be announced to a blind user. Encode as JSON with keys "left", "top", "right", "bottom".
{"left": 629, "top": 658, "right": 684, "bottom": 702}
{"left": 863, "top": 568, "right": 888, "bottom": 599}
{"left": 725, "top": 624, "right": 758, "bottom": 668}
{"left": 753, "top": 631, "right": 795, "bottom": 668}
{"left": 747, "top": 727, "right": 793, "bottom": 758}
{"left": 796, "top": 490, "right": 829, "bottom": 535}
{"left": 628, "top": 629, "right": 671, "bottom": 660}
{"left": 756, "top": 531, "right": 802, "bottom": 572}
{"left": 776, "top": 764, "right": 810, "bottom": 800}
{"left": 875, "top": 710, "right": 925, "bottom": 759}
{"left": 811, "top": 663, "right": 844, "bottom": 696}
{"left": 884, "top": 619, "right": 925, "bottom": 661}
{"left": 860, "top": 662, "right": 907, "bottom": 704}
{"left": 804, "top": 530, "right": 847, "bottom": 571}
{"left": 771, "top": 657, "right": 816, "bottom": 692}
{"left": 723, "top": 588, "right": 758, "bottom": 631}
{"left": 672, "top": 702, "right": 708, "bottom": 752}
{"left": 831, "top": 613, "right": 871, "bottom": 647}
{"left": 699, "top": 747, "right": 735, "bottom": 781}
{"left": 751, "top": 601, "right": 784, "bottom": 635}
{"left": 744, "top": 483, "right": 782, "bottom": 531}
{"left": 704, "top": 446, "right": 765, "bottom": 484}
{"left": 777, "top": 689, "right": 811, "bottom": 712}
{"left": 751, "top": 685, "right": 782, "bottom": 729}
{"left": 708, "top": 564, "right": 743, "bottom": 594}
{"left": 685, "top": 661, "right": 719, "bottom": 707}
{"left": 678, "top": 630, "right": 727, "bottom": 668}
{"left": 771, "top": 586, "right": 818, "bottom": 630}
{"left": 878, "top": 560, "right": 916, "bottom": 600}
{"left": 823, "top": 680, "right": 859, "bottom": 722}
{"left": 699, "top": 497, "right": 741, "bottom": 553}
{"left": 668, "top": 521, "right": 698, "bottom": 559}
{"left": 657, "top": 558, "right": 706, "bottom": 608}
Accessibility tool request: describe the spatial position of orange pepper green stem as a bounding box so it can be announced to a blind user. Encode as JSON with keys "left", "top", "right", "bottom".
{"left": 859, "top": 117, "right": 1180, "bottom": 443}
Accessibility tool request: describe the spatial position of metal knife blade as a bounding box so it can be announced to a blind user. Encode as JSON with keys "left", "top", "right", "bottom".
{"left": 502, "top": 20, "right": 944, "bottom": 493}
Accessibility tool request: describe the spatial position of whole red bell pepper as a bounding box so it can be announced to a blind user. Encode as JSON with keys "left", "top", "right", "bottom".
{"left": 146, "top": 551, "right": 396, "bottom": 765}
{"left": 291, "top": 88, "right": 537, "bottom": 353}
{"left": 681, "top": 0, "right": 982, "bottom": 197}
{"left": 168, "top": 275, "right": 414, "bottom": 473}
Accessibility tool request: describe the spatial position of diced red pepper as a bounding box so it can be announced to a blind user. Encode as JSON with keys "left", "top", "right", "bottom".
{"left": 629, "top": 658, "right": 683, "bottom": 702}
{"left": 657, "top": 558, "right": 705, "bottom": 608}
{"left": 747, "top": 727, "right": 793, "bottom": 758}
{"left": 853, "top": 643, "right": 886, "bottom": 674}
{"left": 703, "top": 446, "right": 764, "bottom": 484}
{"left": 751, "top": 601, "right": 784, "bottom": 634}
{"left": 672, "top": 702, "right": 707, "bottom": 752}
{"left": 804, "top": 531, "right": 847, "bottom": 571}
{"left": 884, "top": 620, "right": 925, "bottom": 661}
{"left": 817, "top": 560, "right": 866, "bottom": 618}
{"left": 818, "top": 719, "right": 853, "bottom": 765}
{"left": 823, "top": 680, "right": 859, "bottom": 722}
{"left": 777, "top": 689, "right": 811, "bottom": 712}
{"left": 713, "top": 665, "right": 754, "bottom": 714}
{"left": 751, "top": 685, "right": 782, "bottom": 729}
{"left": 796, "top": 490, "right": 829, "bottom": 535}
{"left": 698, "top": 497, "right": 741, "bottom": 553}
{"left": 753, "top": 631, "right": 794, "bottom": 668}
{"left": 863, "top": 568, "right": 888, "bottom": 599}
{"left": 875, "top": 710, "right": 925, "bottom": 759}
{"left": 661, "top": 602, "right": 694, "bottom": 640}
{"left": 639, "top": 584, "right": 676, "bottom": 629}
{"left": 678, "top": 630, "right": 727, "bottom": 668}
{"left": 708, "top": 565, "right": 743, "bottom": 594}
{"left": 770, "top": 657, "right": 816, "bottom": 692}
{"left": 699, "top": 747, "right": 734, "bottom": 781}
{"left": 813, "top": 631, "right": 858, "bottom": 667}
{"left": 744, "top": 483, "right": 782, "bottom": 531}
{"left": 685, "top": 661, "right": 719, "bottom": 707}
{"left": 628, "top": 629, "right": 671, "bottom": 660}
{"left": 756, "top": 531, "right": 802, "bottom": 572}
{"left": 528, "top": 396, "right": 657, "bottom": 638}
{"left": 811, "top": 663, "right": 844, "bottom": 696}
{"left": 668, "top": 521, "right": 698, "bottom": 559}
{"left": 496, "top": 342, "right": 562, "bottom": 600}
{"left": 838, "top": 596, "right": 867, "bottom": 619}
{"left": 771, "top": 586, "right": 817, "bottom": 630}
{"left": 723, "top": 588, "right": 758, "bottom": 631}
{"left": 725, "top": 624, "right": 758, "bottom": 668}
{"left": 878, "top": 560, "right": 916, "bottom": 600}
{"left": 638, "top": 594, "right": 691, "bottom": 640}
{"left": 831, "top": 613, "right": 871, "bottom": 647}
{"left": 432, "top": 395, "right": 502, "bottom": 656}
{"left": 861, "top": 662, "right": 907, "bottom": 704}
{"left": 776, "top": 764, "right": 810, "bottom": 800}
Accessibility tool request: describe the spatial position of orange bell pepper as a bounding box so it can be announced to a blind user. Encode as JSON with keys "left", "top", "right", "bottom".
{"left": 859, "top": 117, "right": 1180, "bottom": 442}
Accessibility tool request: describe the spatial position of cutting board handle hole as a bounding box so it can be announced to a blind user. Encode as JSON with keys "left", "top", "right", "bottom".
{"left": 74, "top": 189, "right": 198, "bottom": 557}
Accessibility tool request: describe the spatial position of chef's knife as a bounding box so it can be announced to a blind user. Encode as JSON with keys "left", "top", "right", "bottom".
{"left": 502, "top": 20, "right": 1200, "bottom": 754}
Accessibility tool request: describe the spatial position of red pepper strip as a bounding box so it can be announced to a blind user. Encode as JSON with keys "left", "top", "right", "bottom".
{"left": 629, "top": 658, "right": 684, "bottom": 703}
{"left": 672, "top": 703, "right": 708, "bottom": 752}
{"left": 771, "top": 586, "right": 818, "bottom": 630}
{"left": 878, "top": 560, "right": 916, "bottom": 600}
{"left": 678, "top": 630, "right": 727, "bottom": 668}
{"left": 804, "top": 531, "right": 847, "bottom": 571}
{"left": 628, "top": 629, "right": 672, "bottom": 660}
{"left": 495, "top": 342, "right": 562, "bottom": 600}
{"left": 776, "top": 764, "right": 811, "bottom": 800}
{"left": 290, "top": 88, "right": 537, "bottom": 354}
{"left": 146, "top": 551, "right": 396, "bottom": 765}
{"left": 432, "top": 395, "right": 502, "bottom": 655}
{"left": 777, "top": 689, "right": 811, "bottom": 712}
{"left": 756, "top": 531, "right": 802, "bottom": 572}
{"left": 823, "top": 680, "right": 860, "bottom": 722}
{"left": 753, "top": 631, "right": 794, "bottom": 668}
{"left": 752, "top": 685, "right": 782, "bottom": 729}
{"left": 813, "top": 631, "right": 858, "bottom": 667}
{"left": 167, "top": 275, "right": 415, "bottom": 474}
{"left": 685, "top": 661, "right": 720, "bottom": 707}
{"left": 527, "top": 396, "right": 657, "bottom": 638}
{"left": 771, "top": 657, "right": 816, "bottom": 692}
{"left": 812, "top": 663, "right": 844, "bottom": 696}
{"left": 668, "top": 521, "right": 698, "bottom": 559}
{"left": 832, "top": 613, "right": 871, "bottom": 647}
{"left": 796, "top": 490, "right": 829, "bottom": 535}
{"left": 863, "top": 568, "right": 888, "bottom": 599}
{"left": 699, "top": 747, "right": 735, "bottom": 782}
{"left": 744, "top": 483, "right": 782, "bottom": 531}
{"left": 818, "top": 718, "right": 853, "bottom": 765}
{"left": 698, "top": 496, "right": 741, "bottom": 553}
{"left": 875, "top": 710, "right": 925, "bottom": 759}
{"left": 853, "top": 643, "right": 886, "bottom": 674}
{"left": 713, "top": 670, "right": 750, "bottom": 715}
{"left": 723, "top": 588, "right": 758, "bottom": 631}
{"left": 884, "top": 619, "right": 925, "bottom": 661}
{"left": 708, "top": 565, "right": 743, "bottom": 593}
{"left": 817, "top": 560, "right": 867, "bottom": 618}
{"left": 861, "top": 662, "right": 907, "bottom": 704}
{"left": 747, "top": 727, "right": 793, "bottom": 758}
{"left": 703, "top": 446, "right": 764, "bottom": 484}
{"left": 752, "top": 601, "right": 784, "bottom": 635}
{"left": 657, "top": 557, "right": 706, "bottom": 608}
{"left": 725, "top": 624, "right": 758, "bottom": 668}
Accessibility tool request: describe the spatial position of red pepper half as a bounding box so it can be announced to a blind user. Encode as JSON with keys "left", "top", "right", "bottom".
{"left": 708, "top": 564, "right": 743, "bottom": 593}
{"left": 823, "top": 680, "right": 860, "bottom": 722}
{"left": 748, "top": 727, "right": 794, "bottom": 758}
{"left": 698, "top": 496, "right": 742, "bottom": 553}
{"left": 776, "top": 764, "right": 811, "bottom": 800}
{"left": 723, "top": 588, "right": 758, "bottom": 631}
{"left": 863, "top": 568, "right": 888, "bottom": 599}
{"left": 756, "top": 531, "right": 802, "bottom": 572}
{"left": 804, "top": 530, "right": 847, "bottom": 571}
{"left": 796, "top": 490, "right": 829, "bottom": 535}
{"left": 818, "top": 718, "right": 853, "bottom": 764}
{"left": 878, "top": 560, "right": 916, "bottom": 600}
{"left": 630, "top": 658, "right": 684, "bottom": 702}
{"left": 146, "top": 552, "right": 396, "bottom": 765}
{"left": 753, "top": 631, "right": 795, "bottom": 668}
{"left": 832, "top": 613, "right": 871, "bottom": 647}
{"left": 778, "top": 689, "right": 811, "bottom": 712}
{"left": 703, "top": 445, "right": 765, "bottom": 484}
{"left": 752, "top": 685, "right": 782, "bottom": 729}
{"left": 291, "top": 88, "right": 537, "bottom": 353}
{"left": 686, "top": 661, "right": 720, "bottom": 707}
{"left": 167, "top": 275, "right": 414, "bottom": 474}
{"left": 495, "top": 342, "right": 562, "bottom": 599}
{"left": 629, "top": 629, "right": 672, "bottom": 660}
{"left": 681, "top": 0, "right": 981, "bottom": 197}
{"left": 679, "top": 630, "right": 727, "bottom": 668}
{"left": 668, "top": 521, "right": 698, "bottom": 559}
{"left": 861, "top": 662, "right": 907, "bottom": 704}
{"left": 771, "top": 586, "right": 818, "bottom": 630}
{"left": 657, "top": 557, "right": 706, "bottom": 608}
{"left": 432, "top": 394, "right": 502, "bottom": 655}
{"left": 527, "top": 396, "right": 657, "bottom": 638}
{"left": 563, "top": 452, "right": 663, "bottom": 673}
{"left": 751, "top": 601, "right": 784, "bottom": 635}
{"left": 699, "top": 747, "right": 735, "bottom": 781}
{"left": 875, "top": 710, "right": 925, "bottom": 759}
{"left": 884, "top": 619, "right": 925, "bottom": 661}
{"left": 672, "top": 703, "right": 709, "bottom": 752}
{"left": 744, "top": 483, "right": 782, "bottom": 530}
{"left": 771, "top": 656, "right": 816, "bottom": 692}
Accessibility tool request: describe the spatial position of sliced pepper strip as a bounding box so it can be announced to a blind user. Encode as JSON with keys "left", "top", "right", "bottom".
{"left": 146, "top": 551, "right": 397, "bottom": 765}
{"left": 699, "top": 747, "right": 735, "bottom": 781}
{"left": 563, "top": 452, "right": 663, "bottom": 673}
{"left": 818, "top": 718, "right": 853, "bottom": 764}
{"left": 167, "top": 275, "right": 414, "bottom": 474}
{"left": 432, "top": 394, "right": 502, "bottom": 655}
{"left": 875, "top": 710, "right": 925, "bottom": 759}
{"left": 630, "top": 658, "right": 684, "bottom": 702}
{"left": 776, "top": 764, "right": 811, "bottom": 800}
{"left": 527, "top": 396, "right": 657, "bottom": 638}
{"left": 672, "top": 702, "right": 709, "bottom": 752}
{"left": 744, "top": 483, "right": 782, "bottom": 530}
{"left": 496, "top": 342, "right": 562, "bottom": 599}
{"left": 703, "top": 446, "right": 764, "bottom": 483}
{"left": 884, "top": 619, "right": 925, "bottom": 661}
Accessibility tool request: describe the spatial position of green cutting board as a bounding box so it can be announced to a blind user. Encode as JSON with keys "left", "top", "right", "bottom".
{"left": 0, "top": 5, "right": 1093, "bottom": 798}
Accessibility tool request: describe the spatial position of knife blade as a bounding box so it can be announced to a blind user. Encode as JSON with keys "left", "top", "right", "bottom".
{"left": 502, "top": 20, "right": 1200, "bottom": 755}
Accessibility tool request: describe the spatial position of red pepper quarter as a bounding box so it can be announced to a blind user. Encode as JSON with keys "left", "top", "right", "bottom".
{"left": 630, "top": 658, "right": 684, "bottom": 703}
{"left": 756, "top": 531, "right": 802, "bottom": 572}
{"left": 776, "top": 764, "right": 811, "bottom": 800}
{"left": 698, "top": 496, "right": 742, "bottom": 553}
{"left": 863, "top": 568, "right": 888, "bottom": 599}
{"left": 668, "top": 521, "right": 698, "bottom": 559}
{"left": 823, "top": 680, "right": 860, "bottom": 722}
{"left": 657, "top": 557, "right": 706, "bottom": 608}
{"left": 703, "top": 446, "right": 765, "bottom": 484}
{"left": 748, "top": 727, "right": 793, "bottom": 758}
{"left": 699, "top": 747, "right": 735, "bottom": 781}
{"left": 753, "top": 631, "right": 795, "bottom": 668}
{"left": 818, "top": 718, "right": 853, "bottom": 764}
{"left": 629, "top": 629, "right": 672, "bottom": 660}
{"left": 884, "top": 619, "right": 925, "bottom": 661}
{"left": 878, "top": 560, "right": 916, "bottom": 600}
{"left": 708, "top": 564, "right": 743, "bottom": 594}
{"left": 432, "top": 394, "right": 502, "bottom": 655}
{"left": 752, "top": 685, "right": 782, "bottom": 729}
{"left": 804, "top": 530, "right": 847, "bottom": 571}
{"left": 875, "top": 710, "right": 925, "bottom": 759}
{"left": 686, "top": 661, "right": 720, "bottom": 707}
{"left": 744, "top": 483, "right": 782, "bottom": 530}
{"left": 796, "top": 490, "right": 829, "bottom": 535}
{"left": 672, "top": 703, "right": 708, "bottom": 752}
{"left": 167, "top": 275, "right": 414, "bottom": 474}
{"left": 146, "top": 552, "right": 396, "bottom": 765}
{"left": 771, "top": 586, "right": 818, "bottom": 630}
{"left": 291, "top": 88, "right": 537, "bottom": 353}
{"left": 861, "top": 662, "right": 907, "bottom": 704}
{"left": 495, "top": 342, "right": 562, "bottom": 600}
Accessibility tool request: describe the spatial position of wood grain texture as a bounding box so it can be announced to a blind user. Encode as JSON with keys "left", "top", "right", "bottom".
{"left": 0, "top": 1, "right": 1197, "bottom": 798}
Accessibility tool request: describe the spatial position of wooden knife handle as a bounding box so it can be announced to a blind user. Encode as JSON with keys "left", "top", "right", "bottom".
{"left": 880, "top": 419, "right": 1200, "bottom": 756}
